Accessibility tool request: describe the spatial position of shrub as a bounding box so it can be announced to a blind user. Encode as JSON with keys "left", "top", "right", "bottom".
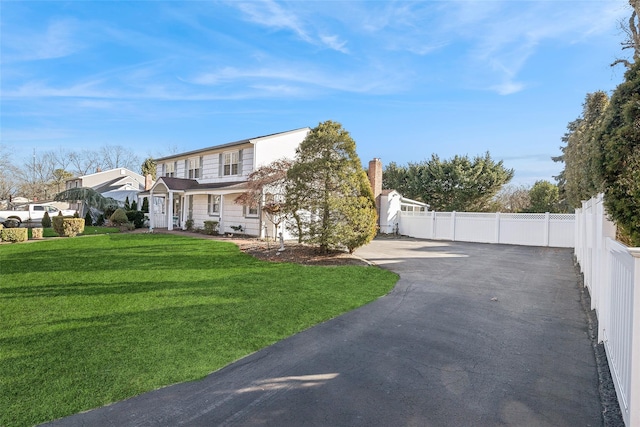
{"left": 52, "top": 217, "right": 85, "bottom": 237}
{"left": 73, "top": 211, "right": 80, "bottom": 218}
{"left": 110, "top": 208, "right": 129, "bottom": 226}
{"left": 96, "top": 214, "right": 105, "bottom": 226}
{"left": 185, "top": 219, "right": 195, "bottom": 231}
{"left": 0, "top": 227, "right": 28, "bottom": 243}
{"left": 84, "top": 211, "right": 93, "bottom": 226}
{"left": 41, "top": 211, "right": 52, "bottom": 228}
{"left": 31, "top": 228, "right": 43, "bottom": 239}
{"left": 125, "top": 210, "right": 145, "bottom": 228}
{"left": 141, "top": 198, "right": 149, "bottom": 213}
{"left": 124, "top": 196, "right": 130, "bottom": 210}
{"left": 203, "top": 220, "right": 219, "bottom": 235}
{"left": 131, "top": 200, "right": 138, "bottom": 211}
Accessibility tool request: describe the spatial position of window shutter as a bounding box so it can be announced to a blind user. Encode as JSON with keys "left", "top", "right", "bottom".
{"left": 238, "top": 149, "right": 243, "bottom": 175}
{"left": 218, "top": 153, "right": 223, "bottom": 177}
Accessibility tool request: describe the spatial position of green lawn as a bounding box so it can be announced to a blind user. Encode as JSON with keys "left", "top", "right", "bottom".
{"left": 0, "top": 234, "right": 397, "bottom": 427}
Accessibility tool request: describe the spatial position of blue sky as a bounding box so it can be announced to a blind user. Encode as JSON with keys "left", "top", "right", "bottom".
{"left": 0, "top": 0, "right": 631, "bottom": 185}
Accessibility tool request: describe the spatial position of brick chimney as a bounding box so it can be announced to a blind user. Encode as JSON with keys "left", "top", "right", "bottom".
{"left": 145, "top": 174, "right": 153, "bottom": 191}
{"left": 368, "top": 158, "right": 383, "bottom": 225}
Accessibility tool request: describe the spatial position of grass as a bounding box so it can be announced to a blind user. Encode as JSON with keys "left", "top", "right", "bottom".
{"left": 0, "top": 234, "right": 397, "bottom": 427}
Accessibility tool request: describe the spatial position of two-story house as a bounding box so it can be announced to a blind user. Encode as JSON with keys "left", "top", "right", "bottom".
{"left": 144, "top": 127, "right": 310, "bottom": 237}
{"left": 65, "top": 168, "right": 146, "bottom": 214}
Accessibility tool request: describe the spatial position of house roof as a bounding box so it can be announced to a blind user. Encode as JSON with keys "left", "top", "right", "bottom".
{"left": 142, "top": 177, "right": 248, "bottom": 195}
{"left": 92, "top": 177, "right": 144, "bottom": 193}
{"left": 65, "top": 167, "right": 144, "bottom": 182}
{"left": 153, "top": 127, "right": 309, "bottom": 162}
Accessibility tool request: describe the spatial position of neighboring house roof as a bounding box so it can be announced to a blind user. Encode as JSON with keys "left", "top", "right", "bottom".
{"left": 153, "top": 127, "right": 309, "bottom": 162}
{"left": 92, "top": 177, "right": 144, "bottom": 193}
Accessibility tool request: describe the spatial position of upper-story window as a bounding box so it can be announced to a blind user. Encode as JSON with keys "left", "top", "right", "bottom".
{"left": 187, "top": 157, "right": 202, "bottom": 179}
{"left": 164, "top": 162, "right": 176, "bottom": 177}
{"left": 222, "top": 151, "right": 240, "bottom": 176}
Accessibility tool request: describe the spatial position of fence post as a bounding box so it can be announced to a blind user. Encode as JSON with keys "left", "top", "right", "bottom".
{"left": 430, "top": 211, "right": 435, "bottom": 239}
{"left": 451, "top": 211, "right": 456, "bottom": 241}
{"left": 629, "top": 248, "right": 640, "bottom": 427}
{"left": 544, "top": 212, "right": 550, "bottom": 247}
{"left": 495, "top": 212, "right": 500, "bottom": 244}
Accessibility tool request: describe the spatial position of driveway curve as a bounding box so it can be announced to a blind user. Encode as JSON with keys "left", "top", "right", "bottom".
{"left": 45, "top": 238, "right": 601, "bottom": 426}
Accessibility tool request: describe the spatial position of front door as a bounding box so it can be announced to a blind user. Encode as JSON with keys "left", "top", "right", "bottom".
{"left": 173, "top": 197, "right": 181, "bottom": 227}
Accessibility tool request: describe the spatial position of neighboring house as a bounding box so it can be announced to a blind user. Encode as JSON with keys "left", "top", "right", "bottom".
{"left": 142, "top": 128, "right": 310, "bottom": 237}
{"left": 65, "top": 168, "right": 146, "bottom": 213}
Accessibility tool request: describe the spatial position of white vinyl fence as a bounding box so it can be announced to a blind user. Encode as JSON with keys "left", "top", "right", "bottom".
{"left": 399, "top": 211, "right": 575, "bottom": 248}
{"left": 575, "top": 194, "right": 640, "bottom": 427}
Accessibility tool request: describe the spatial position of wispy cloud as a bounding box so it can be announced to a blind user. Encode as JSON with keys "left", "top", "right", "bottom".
{"left": 232, "top": 0, "right": 349, "bottom": 53}
{"left": 2, "top": 18, "right": 83, "bottom": 62}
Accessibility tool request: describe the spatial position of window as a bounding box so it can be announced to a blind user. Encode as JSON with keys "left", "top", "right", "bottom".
{"left": 188, "top": 157, "right": 202, "bottom": 179}
{"left": 223, "top": 151, "right": 239, "bottom": 176}
{"left": 165, "top": 162, "right": 175, "bottom": 177}
{"left": 244, "top": 205, "right": 258, "bottom": 217}
{"left": 208, "top": 195, "right": 220, "bottom": 216}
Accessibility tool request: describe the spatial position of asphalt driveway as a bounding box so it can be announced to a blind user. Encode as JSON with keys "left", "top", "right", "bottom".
{"left": 45, "top": 238, "right": 602, "bottom": 426}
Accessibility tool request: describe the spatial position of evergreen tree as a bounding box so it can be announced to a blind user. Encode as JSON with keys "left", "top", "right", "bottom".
{"left": 553, "top": 91, "right": 609, "bottom": 208}
{"left": 84, "top": 210, "right": 93, "bottom": 226}
{"left": 383, "top": 153, "right": 513, "bottom": 211}
{"left": 131, "top": 200, "right": 138, "bottom": 211}
{"left": 598, "top": 61, "right": 640, "bottom": 245}
{"left": 141, "top": 197, "right": 150, "bottom": 213}
{"left": 41, "top": 211, "right": 51, "bottom": 228}
{"left": 124, "top": 196, "right": 130, "bottom": 210}
{"left": 286, "top": 120, "right": 377, "bottom": 253}
{"left": 141, "top": 158, "right": 157, "bottom": 180}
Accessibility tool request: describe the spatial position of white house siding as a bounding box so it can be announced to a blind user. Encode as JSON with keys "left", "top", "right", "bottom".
{"left": 220, "top": 195, "right": 260, "bottom": 235}
{"left": 188, "top": 194, "right": 212, "bottom": 229}
{"left": 198, "top": 146, "right": 254, "bottom": 183}
{"left": 253, "top": 128, "right": 309, "bottom": 168}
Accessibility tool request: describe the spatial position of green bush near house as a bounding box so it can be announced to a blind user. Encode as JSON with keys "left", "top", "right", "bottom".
{"left": 52, "top": 217, "right": 85, "bottom": 237}
{"left": 203, "top": 220, "right": 219, "bottom": 235}
{"left": 0, "top": 234, "right": 397, "bottom": 427}
{"left": 126, "top": 210, "right": 145, "bottom": 228}
{"left": 110, "top": 208, "right": 129, "bottom": 226}
{"left": 41, "top": 211, "right": 52, "bottom": 228}
{"left": 0, "top": 227, "right": 28, "bottom": 243}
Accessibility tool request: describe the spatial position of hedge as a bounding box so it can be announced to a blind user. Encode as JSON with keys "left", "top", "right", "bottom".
{"left": 52, "top": 217, "right": 85, "bottom": 237}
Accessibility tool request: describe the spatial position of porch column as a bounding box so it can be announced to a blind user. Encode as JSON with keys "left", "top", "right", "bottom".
{"left": 149, "top": 191, "right": 154, "bottom": 231}
{"left": 168, "top": 191, "right": 174, "bottom": 231}
{"left": 219, "top": 194, "right": 224, "bottom": 234}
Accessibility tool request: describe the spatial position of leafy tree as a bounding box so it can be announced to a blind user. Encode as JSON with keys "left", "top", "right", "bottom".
{"left": 598, "top": 61, "right": 640, "bottom": 245}
{"left": 527, "top": 180, "right": 561, "bottom": 213}
{"left": 141, "top": 157, "right": 157, "bottom": 180}
{"left": 383, "top": 152, "right": 513, "bottom": 211}
{"left": 553, "top": 91, "right": 609, "bottom": 208}
{"left": 286, "top": 120, "right": 377, "bottom": 253}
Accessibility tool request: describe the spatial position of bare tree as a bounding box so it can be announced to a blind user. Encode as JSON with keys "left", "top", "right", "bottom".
{"left": 0, "top": 145, "right": 20, "bottom": 203}
{"left": 612, "top": 0, "right": 640, "bottom": 67}
{"left": 100, "top": 145, "right": 140, "bottom": 171}
{"left": 236, "top": 158, "right": 293, "bottom": 241}
{"left": 491, "top": 184, "right": 531, "bottom": 213}
{"left": 69, "top": 150, "right": 102, "bottom": 176}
